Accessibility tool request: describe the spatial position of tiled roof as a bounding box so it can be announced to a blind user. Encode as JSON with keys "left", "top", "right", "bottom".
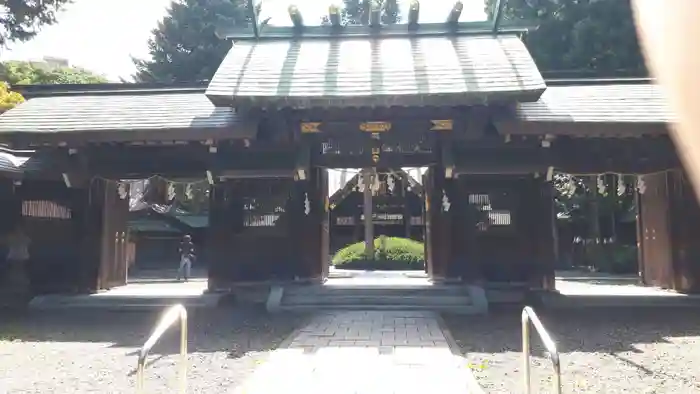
{"left": 512, "top": 84, "right": 675, "bottom": 123}
{"left": 0, "top": 148, "right": 56, "bottom": 176}
{"left": 206, "top": 34, "right": 545, "bottom": 109}
{"left": 0, "top": 92, "right": 257, "bottom": 144}
{"left": 0, "top": 150, "right": 28, "bottom": 174}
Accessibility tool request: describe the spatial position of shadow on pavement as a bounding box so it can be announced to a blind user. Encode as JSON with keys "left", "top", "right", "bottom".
{"left": 0, "top": 307, "right": 307, "bottom": 360}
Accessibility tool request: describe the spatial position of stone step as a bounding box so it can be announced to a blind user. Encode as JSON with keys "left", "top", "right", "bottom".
{"left": 268, "top": 285, "right": 489, "bottom": 314}
{"left": 28, "top": 294, "right": 221, "bottom": 311}
{"left": 283, "top": 285, "right": 469, "bottom": 297}
{"left": 277, "top": 304, "right": 484, "bottom": 314}
{"left": 273, "top": 284, "right": 488, "bottom": 315}
{"left": 283, "top": 294, "right": 472, "bottom": 306}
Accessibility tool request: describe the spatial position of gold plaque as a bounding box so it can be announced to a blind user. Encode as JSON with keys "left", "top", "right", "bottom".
{"left": 360, "top": 122, "right": 391, "bottom": 133}
{"left": 371, "top": 147, "right": 380, "bottom": 154}
{"left": 372, "top": 154, "right": 380, "bottom": 163}
{"left": 430, "top": 119, "right": 453, "bottom": 131}
{"left": 301, "top": 122, "right": 321, "bottom": 133}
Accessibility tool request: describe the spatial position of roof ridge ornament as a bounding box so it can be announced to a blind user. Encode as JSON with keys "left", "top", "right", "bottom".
{"left": 447, "top": 1, "right": 463, "bottom": 24}
{"left": 408, "top": 0, "right": 420, "bottom": 26}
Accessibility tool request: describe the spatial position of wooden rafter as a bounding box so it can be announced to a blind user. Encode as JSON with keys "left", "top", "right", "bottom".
{"left": 329, "top": 171, "right": 361, "bottom": 207}
{"left": 328, "top": 4, "right": 341, "bottom": 27}
{"left": 408, "top": 0, "right": 420, "bottom": 25}
{"left": 492, "top": 0, "right": 507, "bottom": 33}
{"left": 329, "top": 169, "right": 426, "bottom": 210}
{"left": 447, "top": 1, "right": 463, "bottom": 24}
{"left": 288, "top": 5, "right": 303, "bottom": 28}
{"left": 369, "top": 0, "right": 381, "bottom": 27}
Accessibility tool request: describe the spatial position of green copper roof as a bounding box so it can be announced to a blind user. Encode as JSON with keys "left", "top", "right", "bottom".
{"left": 206, "top": 34, "right": 545, "bottom": 109}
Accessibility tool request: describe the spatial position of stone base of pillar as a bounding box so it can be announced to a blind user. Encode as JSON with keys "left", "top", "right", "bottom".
{"left": 0, "top": 260, "right": 32, "bottom": 307}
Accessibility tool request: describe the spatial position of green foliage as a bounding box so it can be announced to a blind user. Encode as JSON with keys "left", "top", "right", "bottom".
{"left": 0, "top": 61, "right": 107, "bottom": 85}
{"left": 554, "top": 173, "right": 636, "bottom": 226}
{"left": 0, "top": 83, "right": 24, "bottom": 112}
{"left": 590, "top": 244, "right": 638, "bottom": 274}
{"left": 332, "top": 237, "right": 425, "bottom": 270}
{"left": 170, "top": 182, "right": 210, "bottom": 214}
{"left": 0, "top": 61, "right": 106, "bottom": 111}
{"left": 486, "top": 0, "right": 646, "bottom": 74}
{"left": 0, "top": 0, "right": 71, "bottom": 46}
{"left": 340, "top": 0, "right": 400, "bottom": 25}
{"left": 133, "top": 0, "right": 251, "bottom": 82}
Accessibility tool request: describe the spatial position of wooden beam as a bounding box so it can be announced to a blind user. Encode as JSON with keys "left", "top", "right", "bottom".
{"left": 329, "top": 172, "right": 360, "bottom": 207}
{"left": 294, "top": 142, "right": 311, "bottom": 181}
{"left": 369, "top": 0, "right": 381, "bottom": 27}
{"left": 328, "top": 4, "right": 341, "bottom": 27}
{"left": 492, "top": 0, "right": 507, "bottom": 33}
{"left": 246, "top": 0, "right": 260, "bottom": 38}
{"left": 362, "top": 168, "right": 374, "bottom": 258}
{"left": 288, "top": 5, "right": 303, "bottom": 28}
{"left": 447, "top": 1, "right": 463, "bottom": 24}
{"left": 217, "top": 19, "right": 535, "bottom": 40}
{"left": 408, "top": 0, "right": 420, "bottom": 26}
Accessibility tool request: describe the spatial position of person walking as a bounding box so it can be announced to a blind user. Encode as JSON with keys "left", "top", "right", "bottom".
{"left": 177, "top": 234, "right": 195, "bottom": 282}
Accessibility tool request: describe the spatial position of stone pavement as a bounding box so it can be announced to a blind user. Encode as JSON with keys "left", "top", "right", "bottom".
{"left": 233, "top": 311, "right": 482, "bottom": 394}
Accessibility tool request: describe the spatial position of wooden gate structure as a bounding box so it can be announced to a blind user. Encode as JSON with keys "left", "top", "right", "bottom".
{"left": 0, "top": 3, "right": 697, "bottom": 293}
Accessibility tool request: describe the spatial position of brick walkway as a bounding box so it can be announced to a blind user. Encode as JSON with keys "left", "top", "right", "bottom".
{"left": 233, "top": 311, "right": 480, "bottom": 394}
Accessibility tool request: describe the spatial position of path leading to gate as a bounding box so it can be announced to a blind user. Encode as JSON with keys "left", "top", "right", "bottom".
{"left": 233, "top": 311, "right": 481, "bottom": 394}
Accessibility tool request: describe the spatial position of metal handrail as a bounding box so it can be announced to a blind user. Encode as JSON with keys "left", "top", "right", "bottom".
{"left": 136, "top": 304, "right": 188, "bottom": 394}
{"left": 522, "top": 306, "right": 562, "bottom": 394}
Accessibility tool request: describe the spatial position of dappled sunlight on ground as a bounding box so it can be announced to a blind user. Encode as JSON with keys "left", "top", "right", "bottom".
{"left": 445, "top": 307, "right": 700, "bottom": 393}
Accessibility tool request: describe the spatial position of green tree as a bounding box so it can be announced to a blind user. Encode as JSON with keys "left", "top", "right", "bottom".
{"left": 341, "top": 0, "right": 400, "bottom": 25}
{"left": 0, "top": 61, "right": 108, "bottom": 85}
{"left": 0, "top": 61, "right": 107, "bottom": 111}
{"left": 0, "top": 83, "right": 24, "bottom": 113}
{"left": 486, "top": 0, "right": 646, "bottom": 74}
{"left": 0, "top": 0, "right": 71, "bottom": 46}
{"left": 486, "top": 0, "right": 646, "bottom": 272}
{"left": 133, "top": 0, "right": 251, "bottom": 82}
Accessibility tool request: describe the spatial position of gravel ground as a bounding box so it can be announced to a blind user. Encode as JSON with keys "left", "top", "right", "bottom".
{"left": 0, "top": 307, "right": 306, "bottom": 393}
{"left": 444, "top": 307, "right": 700, "bottom": 393}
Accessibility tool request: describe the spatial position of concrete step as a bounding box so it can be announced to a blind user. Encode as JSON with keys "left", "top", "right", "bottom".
{"left": 284, "top": 285, "right": 469, "bottom": 297}
{"left": 283, "top": 294, "right": 472, "bottom": 306}
{"left": 272, "top": 284, "right": 488, "bottom": 314}
{"left": 277, "top": 304, "right": 484, "bottom": 314}
{"left": 28, "top": 294, "right": 221, "bottom": 311}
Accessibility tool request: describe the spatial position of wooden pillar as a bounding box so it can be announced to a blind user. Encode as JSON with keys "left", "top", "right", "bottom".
{"left": 206, "top": 182, "right": 227, "bottom": 291}
{"left": 74, "top": 178, "right": 128, "bottom": 293}
{"left": 425, "top": 166, "right": 452, "bottom": 279}
{"left": 635, "top": 187, "right": 646, "bottom": 284}
{"left": 635, "top": 170, "right": 700, "bottom": 292}
{"left": 538, "top": 178, "right": 557, "bottom": 290}
{"left": 424, "top": 169, "right": 434, "bottom": 278}
{"left": 362, "top": 168, "right": 374, "bottom": 258}
{"left": 296, "top": 168, "right": 328, "bottom": 281}
{"left": 452, "top": 176, "right": 479, "bottom": 282}
{"left": 666, "top": 170, "right": 700, "bottom": 292}
{"left": 637, "top": 172, "right": 673, "bottom": 288}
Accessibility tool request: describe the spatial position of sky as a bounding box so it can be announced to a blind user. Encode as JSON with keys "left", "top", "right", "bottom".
{"left": 0, "top": 0, "right": 487, "bottom": 82}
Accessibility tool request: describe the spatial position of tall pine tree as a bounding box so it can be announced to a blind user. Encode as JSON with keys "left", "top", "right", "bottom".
{"left": 133, "top": 0, "right": 250, "bottom": 82}
{"left": 0, "top": 0, "right": 71, "bottom": 46}
{"left": 486, "top": 0, "right": 645, "bottom": 74}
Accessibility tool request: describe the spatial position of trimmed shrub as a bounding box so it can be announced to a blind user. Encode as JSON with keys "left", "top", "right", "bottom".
{"left": 331, "top": 237, "right": 425, "bottom": 270}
